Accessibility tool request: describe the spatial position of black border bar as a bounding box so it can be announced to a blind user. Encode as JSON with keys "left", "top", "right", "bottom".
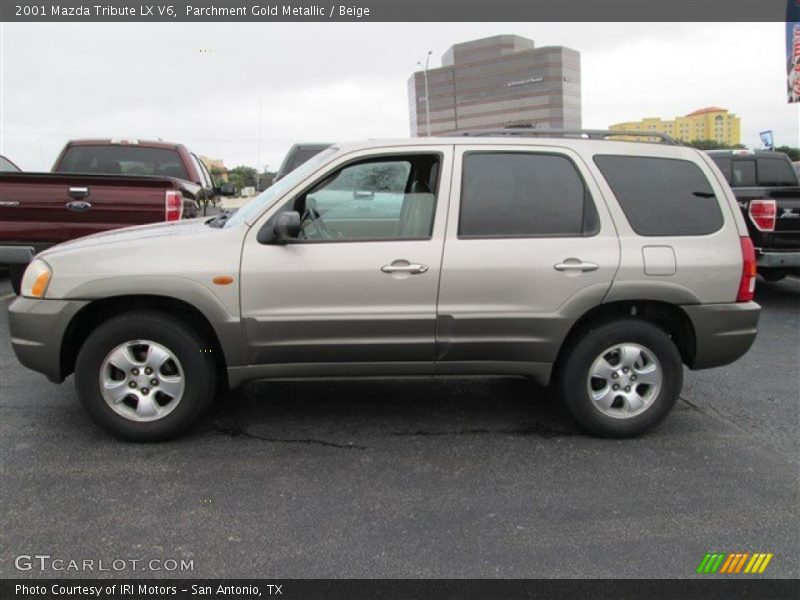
{"left": 3, "top": 579, "right": 799, "bottom": 600}
{"left": 1, "top": 0, "right": 795, "bottom": 22}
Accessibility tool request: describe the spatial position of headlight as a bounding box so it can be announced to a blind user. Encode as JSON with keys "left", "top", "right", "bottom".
{"left": 20, "top": 259, "right": 52, "bottom": 298}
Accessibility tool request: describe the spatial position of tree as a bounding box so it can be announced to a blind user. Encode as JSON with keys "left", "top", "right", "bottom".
{"left": 209, "top": 166, "right": 226, "bottom": 183}
{"left": 684, "top": 139, "right": 746, "bottom": 151}
{"left": 774, "top": 146, "right": 800, "bottom": 161}
{"left": 227, "top": 166, "right": 258, "bottom": 190}
{"left": 257, "top": 170, "right": 276, "bottom": 191}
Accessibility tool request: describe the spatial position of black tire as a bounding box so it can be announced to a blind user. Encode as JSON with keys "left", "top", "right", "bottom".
{"left": 8, "top": 264, "right": 25, "bottom": 295}
{"left": 760, "top": 270, "right": 786, "bottom": 283}
{"left": 557, "top": 319, "right": 682, "bottom": 438}
{"left": 74, "top": 311, "right": 216, "bottom": 441}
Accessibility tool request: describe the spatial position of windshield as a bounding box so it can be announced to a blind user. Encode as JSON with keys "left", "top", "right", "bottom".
{"left": 224, "top": 147, "right": 338, "bottom": 228}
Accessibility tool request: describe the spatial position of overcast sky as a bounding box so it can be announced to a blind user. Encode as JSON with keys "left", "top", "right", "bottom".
{"left": 1, "top": 22, "right": 798, "bottom": 171}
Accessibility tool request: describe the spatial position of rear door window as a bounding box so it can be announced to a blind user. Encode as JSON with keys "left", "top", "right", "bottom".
{"left": 594, "top": 155, "right": 723, "bottom": 236}
{"left": 458, "top": 152, "right": 599, "bottom": 237}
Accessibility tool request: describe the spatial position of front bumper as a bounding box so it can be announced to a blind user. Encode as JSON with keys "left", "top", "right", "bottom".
{"left": 756, "top": 249, "right": 800, "bottom": 269}
{"left": 682, "top": 302, "right": 760, "bottom": 370}
{"left": 8, "top": 297, "right": 89, "bottom": 383}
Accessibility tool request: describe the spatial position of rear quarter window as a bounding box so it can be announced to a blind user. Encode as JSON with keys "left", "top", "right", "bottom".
{"left": 594, "top": 155, "right": 723, "bottom": 236}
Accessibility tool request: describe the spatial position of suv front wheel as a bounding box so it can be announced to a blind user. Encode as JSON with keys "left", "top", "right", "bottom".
{"left": 558, "top": 319, "right": 682, "bottom": 438}
{"left": 74, "top": 311, "right": 217, "bottom": 441}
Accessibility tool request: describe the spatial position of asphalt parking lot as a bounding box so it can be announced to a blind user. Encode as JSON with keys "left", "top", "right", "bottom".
{"left": 0, "top": 276, "right": 797, "bottom": 579}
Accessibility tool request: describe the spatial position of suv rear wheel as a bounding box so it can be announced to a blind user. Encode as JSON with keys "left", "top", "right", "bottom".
{"left": 74, "top": 311, "right": 216, "bottom": 441}
{"left": 558, "top": 319, "right": 682, "bottom": 437}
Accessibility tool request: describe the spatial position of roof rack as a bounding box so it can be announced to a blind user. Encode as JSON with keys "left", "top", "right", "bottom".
{"left": 448, "top": 128, "right": 680, "bottom": 145}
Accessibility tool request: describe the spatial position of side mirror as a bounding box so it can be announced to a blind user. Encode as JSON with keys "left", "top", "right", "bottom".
{"left": 258, "top": 211, "right": 301, "bottom": 244}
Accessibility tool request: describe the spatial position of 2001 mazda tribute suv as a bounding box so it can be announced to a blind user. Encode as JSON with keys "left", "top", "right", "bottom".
{"left": 8, "top": 131, "right": 761, "bottom": 441}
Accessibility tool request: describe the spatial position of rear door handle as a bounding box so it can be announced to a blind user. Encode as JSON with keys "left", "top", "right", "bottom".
{"left": 554, "top": 259, "right": 599, "bottom": 272}
{"left": 381, "top": 263, "right": 428, "bottom": 275}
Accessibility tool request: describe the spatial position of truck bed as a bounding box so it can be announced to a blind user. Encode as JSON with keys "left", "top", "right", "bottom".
{"left": 0, "top": 171, "right": 193, "bottom": 251}
{"left": 733, "top": 186, "right": 800, "bottom": 251}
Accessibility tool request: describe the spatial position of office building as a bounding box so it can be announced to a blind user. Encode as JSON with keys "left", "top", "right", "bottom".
{"left": 408, "top": 35, "right": 582, "bottom": 136}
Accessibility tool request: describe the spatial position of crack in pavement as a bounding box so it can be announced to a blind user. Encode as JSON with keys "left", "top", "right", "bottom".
{"left": 679, "top": 396, "right": 799, "bottom": 464}
{"left": 681, "top": 395, "right": 753, "bottom": 433}
{"left": 390, "top": 422, "right": 579, "bottom": 439}
{"left": 210, "top": 425, "right": 367, "bottom": 450}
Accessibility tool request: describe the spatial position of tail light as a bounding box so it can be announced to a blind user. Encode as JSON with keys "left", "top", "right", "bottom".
{"left": 165, "top": 190, "right": 183, "bottom": 222}
{"left": 748, "top": 199, "right": 776, "bottom": 232}
{"left": 737, "top": 236, "right": 757, "bottom": 302}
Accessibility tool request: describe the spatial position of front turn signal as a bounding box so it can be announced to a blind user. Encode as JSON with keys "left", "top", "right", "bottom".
{"left": 21, "top": 260, "right": 52, "bottom": 298}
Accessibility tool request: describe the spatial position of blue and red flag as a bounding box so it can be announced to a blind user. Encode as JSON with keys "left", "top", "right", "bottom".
{"left": 788, "top": 1, "right": 800, "bottom": 102}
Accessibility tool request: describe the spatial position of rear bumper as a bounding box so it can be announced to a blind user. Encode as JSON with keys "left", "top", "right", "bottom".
{"left": 682, "top": 302, "right": 760, "bottom": 370}
{"left": 8, "top": 297, "right": 89, "bottom": 383}
{"left": 756, "top": 249, "right": 800, "bottom": 269}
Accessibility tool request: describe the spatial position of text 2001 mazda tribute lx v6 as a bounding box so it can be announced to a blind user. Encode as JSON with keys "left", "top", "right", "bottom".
{"left": 8, "top": 131, "right": 761, "bottom": 441}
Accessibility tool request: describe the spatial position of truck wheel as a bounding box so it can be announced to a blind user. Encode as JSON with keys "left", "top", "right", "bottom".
{"left": 558, "top": 319, "right": 682, "bottom": 438}
{"left": 8, "top": 264, "right": 25, "bottom": 295}
{"left": 760, "top": 270, "right": 786, "bottom": 283}
{"left": 74, "top": 311, "right": 216, "bottom": 441}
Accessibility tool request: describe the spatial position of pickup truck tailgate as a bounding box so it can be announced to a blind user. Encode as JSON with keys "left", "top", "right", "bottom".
{"left": 770, "top": 190, "right": 800, "bottom": 233}
{"left": 0, "top": 172, "right": 173, "bottom": 246}
{"left": 735, "top": 186, "right": 800, "bottom": 250}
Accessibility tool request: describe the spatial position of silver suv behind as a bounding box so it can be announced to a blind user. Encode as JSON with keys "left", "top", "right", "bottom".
{"left": 8, "top": 131, "right": 761, "bottom": 441}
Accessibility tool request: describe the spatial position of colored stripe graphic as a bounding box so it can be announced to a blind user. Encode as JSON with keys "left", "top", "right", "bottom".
{"left": 701, "top": 552, "right": 774, "bottom": 575}
{"left": 758, "top": 553, "right": 774, "bottom": 573}
{"left": 696, "top": 554, "right": 712, "bottom": 574}
{"left": 734, "top": 553, "right": 749, "bottom": 573}
{"left": 706, "top": 553, "right": 725, "bottom": 573}
{"left": 719, "top": 554, "right": 736, "bottom": 573}
{"left": 744, "top": 554, "right": 760, "bottom": 573}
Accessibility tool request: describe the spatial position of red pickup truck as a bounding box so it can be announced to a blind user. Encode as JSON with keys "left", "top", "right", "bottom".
{"left": 1, "top": 139, "right": 218, "bottom": 293}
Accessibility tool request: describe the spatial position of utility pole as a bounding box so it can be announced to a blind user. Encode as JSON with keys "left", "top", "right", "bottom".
{"left": 257, "top": 100, "right": 263, "bottom": 172}
{"left": 417, "top": 51, "right": 433, "bottom": 137}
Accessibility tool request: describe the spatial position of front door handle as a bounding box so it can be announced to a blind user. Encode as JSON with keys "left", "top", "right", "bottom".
{"left": 554, "top": 259, "right": 599, "bottom": 272}
{"left": 381, "top": 262, "right": 429, "bottom": 275}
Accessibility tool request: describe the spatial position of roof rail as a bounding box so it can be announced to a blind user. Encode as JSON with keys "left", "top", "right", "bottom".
{"left": 447, "top": 128, "right": 681, "bottom": 145}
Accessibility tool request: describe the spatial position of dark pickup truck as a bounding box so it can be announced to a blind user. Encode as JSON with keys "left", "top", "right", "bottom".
{"left": 0, "top": 139, "right": 218, "bottom": 292}
{"left": 708, "top": 150, "right": 800, "bottom": 282}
